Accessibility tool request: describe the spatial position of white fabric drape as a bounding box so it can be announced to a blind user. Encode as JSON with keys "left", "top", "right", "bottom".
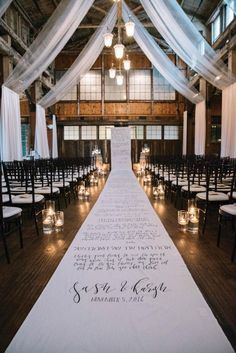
{"left": 0, "top": 86, "right": 22, "bottom": 161}
{"left": 39, "top": 4, "right": 117, "bottom": 108}
{"left": 183, "top": 111, "right": 188, "bottom": 156}
{"left": 221, "top": 82, "right": 236, "bottom": 158}
{"left": 0, "top": 0, "right": 13, "bottom": 17}
{"left": 5, "top": 0, "right": 95, "bottom": 94}
{"left": 194, "top": 101, "right": 206, "bottom": 155}
{"left": 34, "top": 105, "right": 49, "bottom": 159}
{"left": 139, "top": 0, "right": 235, "bottom": 90}
{"left": 122, "top": 2, "right": 203, "bottom": 104}
{"left": 52, "top": 115, "right": 58, "bottom": 159}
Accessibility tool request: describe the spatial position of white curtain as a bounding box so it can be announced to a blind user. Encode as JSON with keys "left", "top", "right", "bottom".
{"left": 4, "top": 0, "right": 95, "bottom": 94}
{"left": 0, "top": 0, "right": 12, "bottom": 17}
{"left": 34, "top": 105, "right": 49, "bottom": 159}
{"left": 195, "top": 100, "right": 206, "bottom": 155}
{"left": 183, "top": 111, "right": 188, "bottom": 156}
{"left": 39, "top": 4, "right": 117, "bottom": 108}
{"left": 122, "top": 2, "right": 203, "bottom": 104}
{"left": 139, "top": 0, "right": 235, "bottom": 90}
{"left": 52, "top": 115, "right": 58, "bottom": 159}
{"left": 221, "top": 82, "right": 236, "bottom": 158}
{"left": 0, "top": 86, "right": 22, "bottom": 161}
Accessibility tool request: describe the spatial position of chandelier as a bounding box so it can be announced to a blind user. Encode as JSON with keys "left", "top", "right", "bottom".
{"left": 103, "top": 0, "right": 135, "bottom": 84}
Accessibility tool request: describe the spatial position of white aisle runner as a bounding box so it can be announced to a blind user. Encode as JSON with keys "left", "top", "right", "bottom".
{"left": 5, "top": 128, "right": 234, "bottom": 353}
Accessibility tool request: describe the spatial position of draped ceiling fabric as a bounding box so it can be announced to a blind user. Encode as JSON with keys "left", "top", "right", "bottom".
{"left": 221, "top": 82, "right": 236, "bottom": 158}
{"left": 0, "top": 0, "right": 13, "bottom": 18}
{"left": 5, "top": 0, "right": 95, "bottom": 94}
{"left": 139, "top": 0, "right": 235, "bottom": 91}
{"left": 194, "top": 101, "right": 206, "bottom": 156}
{"left": 1, "top": 0, "right": 95, "bottom": 161}
{"left": 0, "top": 86, "right": 22, "bottom": 161}
{"left": 52, "top": 115, "right": 58, "bottom": 159}
{"left": 136, "top": 0, "right": 236, "bottom": 156}
{"left": 34, "top": 104, "right": 50, "bottom": 159}
{"left": 122, "top": 2, "right": 203, "bottom": 105}
{"left": 39, "top": 4, "right": 117, "bottom": 108}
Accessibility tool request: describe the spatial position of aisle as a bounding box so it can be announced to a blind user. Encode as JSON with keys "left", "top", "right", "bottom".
{"left": 5, "top": 128, "right": 234, "bottom": 353}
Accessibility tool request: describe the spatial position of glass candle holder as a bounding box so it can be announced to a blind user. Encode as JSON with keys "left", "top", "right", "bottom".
{"left": 84, "top": 188, "right": 90, "bottom": 199}
{"left": 78, "top": 185, "right": 85, "bottom": 199}
{"left": 42, "top": 209, "right": 54, "bottom": 234}
{"left": 188, "top": 199, "right": 197, "bottom": 216}
{"left": 178, "top": 210, "right": 189, "bottom": 232}
{"left": 45, "top": 200, "right": 55, "bottom": 216}
{"left": 153, "top": 187, "right": 159, "bottom": 199}
{"left": 188, "top": 208, "right": 200, "bottom": 233}
{"left": 54, "top": 211, "right": 64, "bottom": 232}
{"left": 157, "top": 183, "right": 165, "bottom": 199}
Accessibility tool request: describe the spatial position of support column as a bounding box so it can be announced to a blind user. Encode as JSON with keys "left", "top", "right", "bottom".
{"left": 1, "top": 35, "right": 13, "bottom": 82}
{"left": 228, "top": 49, "right": 236, "bottom": 75}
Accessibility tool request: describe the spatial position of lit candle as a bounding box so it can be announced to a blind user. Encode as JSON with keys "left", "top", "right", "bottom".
{"left": 55, "top": 219, "right": 63, "bottom": 227}
{"left": 43, "top": 217, "right": 52, "bottom": 225}
{"left": 179, "top": 218, "right": 188, "bottom": 225}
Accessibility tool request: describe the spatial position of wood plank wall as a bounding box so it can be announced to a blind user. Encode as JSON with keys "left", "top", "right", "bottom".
{"left": 53, "top": 52, "right": 186, "bottom": 160}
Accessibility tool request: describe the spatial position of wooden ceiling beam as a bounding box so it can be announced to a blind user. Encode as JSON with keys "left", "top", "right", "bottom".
{"left": 32, "top": 0, "right": 44, "bottom": 16}
{"left": 78, "top": 22, "right": 157, "bottom": 29}
{"left": 133, "top": 5, "right": 143, "bottom": 13}
{"left": 52, "top": 0, "right": 59, "bottom": 9}
{"left": 14, "top": 1, "right": 36, "bottom": 31}
{"left": 92, "top": 5, "right": 107, "bottom": 15}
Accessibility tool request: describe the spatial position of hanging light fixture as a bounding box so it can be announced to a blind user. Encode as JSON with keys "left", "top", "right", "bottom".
{"left": 114, "top": 43, "right": 125, "bottom": 59}
{"left": 103, "top": 32, "right": 113, "bottom": 48}
{"left": 114, "top": 0, "right": 125, "bottom": 59}
{"left": 106, "top": 0, "right": 134, "bottom": 84}
{"left": 109, "top": 63, "right": 116, "bottom": 79}
{"left": 125, "top": 19, "right": 135, "bottom": 37}
{"left": 123, "top": 55, "right": 131, "bottom": 70}
{"left": 116, "top": 71, "right": 124, "bottom": 85}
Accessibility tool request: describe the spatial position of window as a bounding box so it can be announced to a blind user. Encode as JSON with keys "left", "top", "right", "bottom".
{"left": 153, "top": 69, "right": 176, "bottom": 100}
{"left": 64, "top": 126, "right": 79, "bottom": 140}
{"left": 164, "top": 126, "right": 179, "bottom": 140}
{"left": 226, "top": 0, "right": 235, "bottom": 26}
{"left": 105, "top": 70, "right": 126, "bottom": 101}
{"left": 146, "top": 125, "right": 162, "bottom": 140}
{"left": 80, "top": 70, "right": 101, "bottom": 100}
{"left": 55, "top": 71, "right": 77, "bottom": 101}
{"left": 211, "top": 15, "right": 221, "bottom": 42}
{"left": 130, "top": 126, "right": 144, "bottom": 139}
{"left": 99, "top": 126, "right": 114, "bottom": 140}
{"left": 129, "top": 70, "right": 151, "bottom": 100}
{"left": 21, "top": 124, "right": 29, "bottom": 157}
{"left": 81, "top": 126, "right": 97, "bottom": 140}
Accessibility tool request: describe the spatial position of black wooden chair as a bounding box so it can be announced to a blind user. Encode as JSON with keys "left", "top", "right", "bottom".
{"left": 0, "top": 163, "right": 23, "bottom": 263}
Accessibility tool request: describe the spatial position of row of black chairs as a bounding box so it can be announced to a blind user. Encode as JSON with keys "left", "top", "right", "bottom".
{"left": 0, "top": 157, "right": 96, "bottom": 263}
{"left": 145, "top": 155, "right": 236, "bottom": 262}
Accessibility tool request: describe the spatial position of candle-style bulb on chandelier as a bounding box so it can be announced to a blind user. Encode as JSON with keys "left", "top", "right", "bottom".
{"left": 109, "top": 63, "right": 116, "bottom": 79}
{"left": 123, "top": 55, "right": 131, "bottom": 71}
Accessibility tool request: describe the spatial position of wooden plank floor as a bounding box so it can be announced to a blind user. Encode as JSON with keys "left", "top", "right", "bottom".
{"left": 0, "top": 174, "right": 236, "bottom": 352}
